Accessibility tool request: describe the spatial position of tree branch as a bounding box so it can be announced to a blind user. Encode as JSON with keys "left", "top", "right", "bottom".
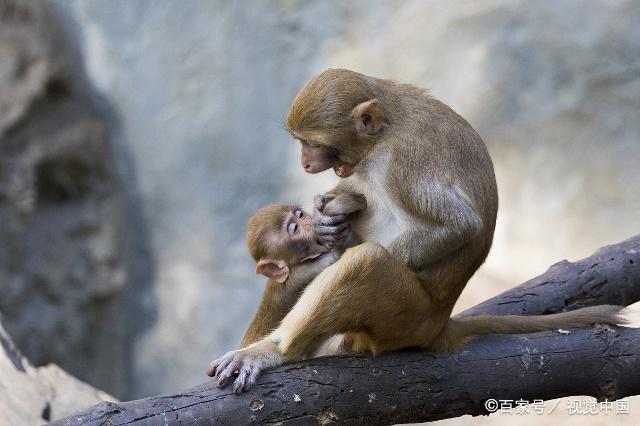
{"left": 53, "top": 235, "right": 640, "bottom": 425}
{"left": 457, "top": 234, "right": 640, "bottom": 318}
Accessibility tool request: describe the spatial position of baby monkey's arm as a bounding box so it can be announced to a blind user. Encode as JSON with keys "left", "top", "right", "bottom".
{"left": 241, "top": 194, "right": 366, "bottom": 347}
{"left": 319, "top": 192, "right": 367, "bottom": 250}
{"left": 287, "top": 193, "right": 366, "bottom": 285}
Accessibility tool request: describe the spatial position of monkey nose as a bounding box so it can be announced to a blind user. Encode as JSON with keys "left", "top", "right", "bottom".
{"left": 303, "top": 162, "right": 311, "bottom": 171}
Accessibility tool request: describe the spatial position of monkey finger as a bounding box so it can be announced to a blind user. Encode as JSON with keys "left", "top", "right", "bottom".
{"left": 315, "top": 222, "right": 349, "bottom": 236}
{"left": 313, "top": 213, "right": 348, "bottom": 227}
{"left": 244, "top": 364, "right": 262, "bottom": 392}
{"left": 323, "top": 230, "right": 351, "bottom": 248}
{"left": 215, "top": 357, "right": 232, "bottom": 377}
{"left": 318, "top": 223, "right": 351, "bottom": 237}
{"left": 216, "top": 368, "right": 233, "bottom": 387}
{"left": 206, "top": 361, "right": 218, "bottom": 377}
{"left": 216, "top": 359, "right": 241, "bottom": 388}
{"left": 313, "top": 194, "right": 326, "bottom": 211}
{"left": 211, "top": 351, "right": 237, "bottom": 380}
{"left": 313, "top": 221, "right": 351, "bottom": 235}
{"left": 208, "top": 355, "right": 229, "bottom": 378}
{"left": 336, "top": 228, "right": 352, "bottom": 241}
{"left": 233, "top": 368, "right": 250, "bottom": 395}
{"left": 314, "top": 194, "right": 336, "bottom": 211}
{"left": 216, "top": 375, "right": 228, "bottom": 388}
{"left": 320, "top": 228, "right": 350, "bottom": 244}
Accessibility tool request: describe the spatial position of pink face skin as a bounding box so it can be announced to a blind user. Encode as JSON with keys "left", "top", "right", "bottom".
{"left": 254, "top": 205, "right": 332, "bottom": 284}
{"left": 331, "top": 163, "right": 354, "bottom": 178}
{"left": 299, "top": 140, "right": 354, "bottom": 178}
{"left": 284, "top": 206, "right": 331, "bottom": 262}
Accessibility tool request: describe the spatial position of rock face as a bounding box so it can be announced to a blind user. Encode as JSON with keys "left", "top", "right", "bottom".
{"left": 0, "top": 0, "right": 132, "bottom": 396}
{"left": 54, "top": 0, "right": 346, "bottom": 398}
{"left": 52, "top": 0, "right": 640, "bottom": 399}
{"left": 0, "top": 319, "right": 115, "bottom": 424}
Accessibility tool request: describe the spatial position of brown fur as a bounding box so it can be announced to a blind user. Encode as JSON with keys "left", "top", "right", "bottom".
{"left": 240, "top": 277, "right": 308, "bottom": 348}
{"left": 208, "top": 69, "right": 624, "bottom": 394}
{"left": 285, "top": 68, "right": 500, "bottom": 346}
{"left": 432, "top": 305, "right": 628, "bottom": 352}
{"left": 247, "top": 204, "right": 292, "bottom": 263}
{"left": 240, "top": 194, "right": 366, "bottom": 348}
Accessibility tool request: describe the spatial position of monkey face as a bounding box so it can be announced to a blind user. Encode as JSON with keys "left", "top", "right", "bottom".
{"left": 284, "top": 206, "right": 331, "bottom": 262}
{"left": 286, "top": 69, "right": 385, "bottom": 179}
{"left": 251, "top": 204, "right": 330, "bottom": 283}
{"left": 299, "top": 139, "right": 354, "bottom": 178}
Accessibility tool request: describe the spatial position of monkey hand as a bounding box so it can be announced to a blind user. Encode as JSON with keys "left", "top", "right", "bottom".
{"left": 207, "top": 339, "right": 285, "bottom": 395}
{"left": 313, "top": 193, "right": 337, "bottom": 212}
{"left": 312, "top": 206, "right": 350, "bottom": 249}
{"left": 323, "top": 193, "right": 367, "bottom": 216}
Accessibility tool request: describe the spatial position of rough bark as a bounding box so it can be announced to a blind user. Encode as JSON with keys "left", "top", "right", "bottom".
{"left": 457, "top": 234, "right": 640, "bottom": 318}
{"left": 53, "top": 235, "right": 640, "bottom": 425}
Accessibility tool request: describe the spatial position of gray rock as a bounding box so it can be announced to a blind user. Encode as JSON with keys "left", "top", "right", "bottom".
{"left": 0, "top": 0, "right": 131, "bottom": 397}
{"left": 55, "top": 0, "right": 345, "bottom": 398}
{"left": 0, "top": 318, "right": 115, "bottom": 424}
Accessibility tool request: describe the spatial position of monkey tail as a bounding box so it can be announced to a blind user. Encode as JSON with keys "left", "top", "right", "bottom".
{"left": 431, "top": 305, "right": 629, "bottom": 352}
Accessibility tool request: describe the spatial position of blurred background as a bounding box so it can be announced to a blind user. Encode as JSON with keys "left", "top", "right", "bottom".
{"left": 1, "top": 0, "right": 639, "bottom": 423}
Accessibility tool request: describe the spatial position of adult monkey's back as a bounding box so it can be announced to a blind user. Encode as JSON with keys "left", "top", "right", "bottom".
{"left": 208, "top": 69, "right": 623, "bottom": 393}
{"left": 289, "top": 68, "right": 498, "bottom": 329}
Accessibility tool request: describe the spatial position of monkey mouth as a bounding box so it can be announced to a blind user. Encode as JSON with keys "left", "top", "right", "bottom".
{"left": 333, "top": 163, "right": 354, "bottom": 178}
{"left": 301, "top": 244, "right": 332, "bottom": 262}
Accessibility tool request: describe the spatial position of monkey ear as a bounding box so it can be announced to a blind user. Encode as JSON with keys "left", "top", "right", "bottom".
{"left": 255, "top": 259, "right": 289, "bottom": 283}
{"left": 351, "top": 99, "right": 384, "bottom": 135}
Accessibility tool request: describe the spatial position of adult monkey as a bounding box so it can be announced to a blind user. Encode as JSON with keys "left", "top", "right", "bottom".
{"left": 208, "top": 69, "right": 620, "bottom": 394}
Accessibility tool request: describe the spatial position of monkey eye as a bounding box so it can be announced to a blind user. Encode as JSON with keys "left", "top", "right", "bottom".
{"left": 287, "top": 222, "right": 298, "bottom": 235}
{"left": 294, "top": 209, "right": 303, "bottom": 218}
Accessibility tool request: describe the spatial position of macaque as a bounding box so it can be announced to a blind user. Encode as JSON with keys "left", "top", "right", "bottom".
{"left": 240, "top": 193, "right": 367, "bottom": 348}
{"left": 208, "top": 69, "right": 626, "bottom": 394}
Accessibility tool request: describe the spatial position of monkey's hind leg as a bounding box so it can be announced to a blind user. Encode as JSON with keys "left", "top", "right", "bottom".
{"left": 209, "top": 242, "right": 434, "bottom": 393}
{"left": 275, "top": 242, "right": 434, "bottom": 358}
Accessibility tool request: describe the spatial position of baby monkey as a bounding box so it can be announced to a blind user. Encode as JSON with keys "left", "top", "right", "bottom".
{"left": 240, "top": 193, "right": 367, "bottom": 347}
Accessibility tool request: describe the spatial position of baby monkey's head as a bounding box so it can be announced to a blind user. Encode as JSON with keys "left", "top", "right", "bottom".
{"left": 247, "top": 204, "right": 329, "bottom": 283}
